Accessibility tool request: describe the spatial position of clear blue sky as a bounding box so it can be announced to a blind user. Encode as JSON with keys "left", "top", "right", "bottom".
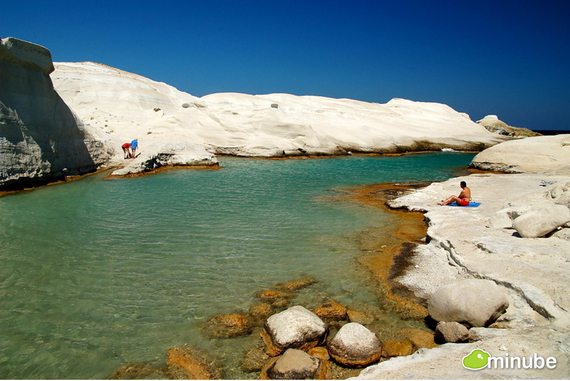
{"left": 3, "top": 0, "right": 570, "bottom": 130}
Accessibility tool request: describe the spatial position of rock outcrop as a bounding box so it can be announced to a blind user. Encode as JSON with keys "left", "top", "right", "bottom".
{"left": 363, "top": 139, "right": 570, "bottom": 378}
{"left": 470, "top": 134, "right": 570, "bottom": 173}
{"left": 0, "top": 38, "right": 115, "bottom": 190}
{"left": 110, "top": 141, "right": 218, "bottom": 176}
{"left": 476, "top": 115, "right": 541, "bottom": 138}
{"left": 52, "top": 61, "right": 507, "bottom": 159}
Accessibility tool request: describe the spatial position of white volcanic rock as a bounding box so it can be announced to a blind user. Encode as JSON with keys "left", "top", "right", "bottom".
{"left": 327, "top": 322, "right": 382, "bottom": 367}
{"left": 358, "top": 151, "right": 570, "bottom": 380}
{"left": 111, "top": 142, "right": 218, "bottom": 176}
{"left": 264, "top": 306, "right": 328, "bottom": 351}
{"left": 511, "top": 204, "right": 570, "bottom": 238}
{"left": 371, "top": 173, "right": 570, "bottom": 379}
{"left": 52, "top": 62, "right": 506, "bottom": 159}
{"left": 470, "top": 134, "right": 570, "bottom": 173}
{"left": 356, "top": 326, "right": 569, "bottom": 379}
{"left": 0, "top": 38, "right": 115, "bottom": 190}
{"left": 427, "top": 279, "right": 509, "bottom": 327}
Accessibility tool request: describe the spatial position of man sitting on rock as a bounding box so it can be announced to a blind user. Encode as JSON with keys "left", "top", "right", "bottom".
{"left": 438, "top": 181, "right": 471, "bottom": 206}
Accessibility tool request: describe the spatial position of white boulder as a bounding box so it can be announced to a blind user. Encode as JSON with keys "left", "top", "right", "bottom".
{"left": 512, "top": 204, "right": 570, "bottom": 238}
{"left": 471, "top": 135, "right": 570, "bottom": 173}
{"left": 327, "top": 322, "right": 382, "bottom": 367}
{"left": 427, "top": 279, "right": 509, "bottom": 327}
{"left": 264, "top": 306, "right": 327, "bottom": 351}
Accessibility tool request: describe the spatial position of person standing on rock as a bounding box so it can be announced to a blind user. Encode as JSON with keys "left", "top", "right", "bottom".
{"left": 130, "top": 139, "right": 139, "bottom": 158}
{"left": 438, "top": 181, "right": 471, "bottom": 206}
{"left": 121, "top": 142, "right": 132, "bottom": 159}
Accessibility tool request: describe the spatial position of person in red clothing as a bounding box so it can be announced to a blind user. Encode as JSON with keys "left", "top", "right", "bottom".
{"left": 121, "top": 142, "right": 132, "bottom": 159}
{"left": 438, "top": 181, "right": 471, "bottom": 206}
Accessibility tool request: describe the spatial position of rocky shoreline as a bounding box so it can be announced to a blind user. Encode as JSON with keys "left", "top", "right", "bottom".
{"left": 356, "top": 135, "right": 570, "bottom": 379}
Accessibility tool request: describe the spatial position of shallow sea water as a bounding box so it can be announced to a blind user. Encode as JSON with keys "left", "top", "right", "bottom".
{"left": 0, "top": 153, "right": 474, "bottom": 379}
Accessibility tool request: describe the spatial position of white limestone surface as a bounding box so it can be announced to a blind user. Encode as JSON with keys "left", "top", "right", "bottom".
{"left": 51, "top": 62, "right": 507, "bottom": 160}
{"left": 0, "top": 38, "right": 116, "bottom": 189}
{"left": 470, "top": 134, "right": 570, "bottom": 173}
{"left": 358, "top": 149, "right": 570, "bottom": 378}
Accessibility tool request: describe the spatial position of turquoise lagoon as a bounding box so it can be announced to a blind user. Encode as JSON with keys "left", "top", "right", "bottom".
{"left": 0, "top": 153, "right": 474, "bottom": 379}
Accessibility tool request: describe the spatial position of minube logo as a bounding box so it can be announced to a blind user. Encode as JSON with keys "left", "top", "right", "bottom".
{"left": 462, "top": 349, "right": 557, "bottom": 370}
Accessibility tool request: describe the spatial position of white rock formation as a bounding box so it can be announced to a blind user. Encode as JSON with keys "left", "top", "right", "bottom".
{"left": 470, "top": 134, "right": 570, "bottom": 173}
{"left": 427, "top": 279, "right": 509, "bottom": 327}
{"left": 51, "top": 61, "right": 507, "bottom": 159}
{"left": 0, "top": 38, "right": 115, "bottom": 190}
{"left": 360, "top": 145, "right": 570, "bottom": 378}
{"left": 511, "top": 204, "right": 570, "bottom": 238}
{"left": 110, "top": 142, "right": 218, "bottom": 176}
{"left": 264, "top": 306, "right": 327, "bottom": 350}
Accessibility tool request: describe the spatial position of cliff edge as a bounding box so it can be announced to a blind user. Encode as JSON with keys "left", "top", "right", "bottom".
{"left": 0, "top": 37, "right": 115, "bottom": 190}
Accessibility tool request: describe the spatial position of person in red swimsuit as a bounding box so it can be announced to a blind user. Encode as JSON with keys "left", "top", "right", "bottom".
{"left": 438, "top": 181, "right": 471, "bottom": 206}
{"left": 121, "top": 142, "right": 132, "bottom": 159}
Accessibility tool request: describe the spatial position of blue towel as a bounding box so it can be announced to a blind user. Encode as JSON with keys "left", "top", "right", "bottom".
{"left": 446, "top": 202, "right": 481, "bottom": 207}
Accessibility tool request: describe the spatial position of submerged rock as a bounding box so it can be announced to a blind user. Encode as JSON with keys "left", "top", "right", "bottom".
{"left": 381, "top": 340, "right": 414, "bottom": 358}
{"left": 262, "top": 348, "right": 323, "bottom": 380}
{"left": 108, "top": 362, "right": 167, "bottom": 379}
{"left": 313, "top": 301, "right": 348, "bottom": 321}
{"left": 256, "top": 290, "right": 293, "bottom": 308}
{"left": 165, "top": 345, "right": 219, "bottom": 380}
{"left": 275, "top": 277, "right": 317, "bottom": 292}
{"left": 202, "top": 313, "right": 252, "bottom": 339}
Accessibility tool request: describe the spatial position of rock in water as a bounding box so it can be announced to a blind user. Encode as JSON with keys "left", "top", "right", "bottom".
{"left": 327, "top": 322, "right": 382, "bottom": 367}
{"left": 263, "top": 306, "right": 327, "bottom": 355}
{"left": 381, "top": 340, "right": 414, "bottom": 358}
{"left": 202, "top": 313, "right": 252, "bottom": 339}
{"left": 265, "top": 348, "right": 321, "bottom": 380}
{"left": 427, "top": 279, "right": 509, "bottom": 327}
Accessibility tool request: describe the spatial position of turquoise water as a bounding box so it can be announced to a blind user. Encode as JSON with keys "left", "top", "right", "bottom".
{"left": 0, "top": 153, "right": 474, "bottom": 379}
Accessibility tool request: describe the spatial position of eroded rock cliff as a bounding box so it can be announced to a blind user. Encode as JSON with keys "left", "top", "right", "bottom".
{"left": 0, "top": 37, "right": 115, "bottom": 190}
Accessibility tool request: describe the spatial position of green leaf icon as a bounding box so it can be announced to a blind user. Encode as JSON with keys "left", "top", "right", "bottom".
{"left": 462, "top": 349, "right": 490, "bottom": 370}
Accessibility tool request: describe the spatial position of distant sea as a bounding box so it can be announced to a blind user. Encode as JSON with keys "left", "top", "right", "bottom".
{"left": 536, "top": 129, "right": 570, "bottom": 135}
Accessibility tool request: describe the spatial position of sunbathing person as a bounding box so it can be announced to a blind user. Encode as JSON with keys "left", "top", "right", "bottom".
{"left": 438, "top": 181, "right": 471, "bottom": 206}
